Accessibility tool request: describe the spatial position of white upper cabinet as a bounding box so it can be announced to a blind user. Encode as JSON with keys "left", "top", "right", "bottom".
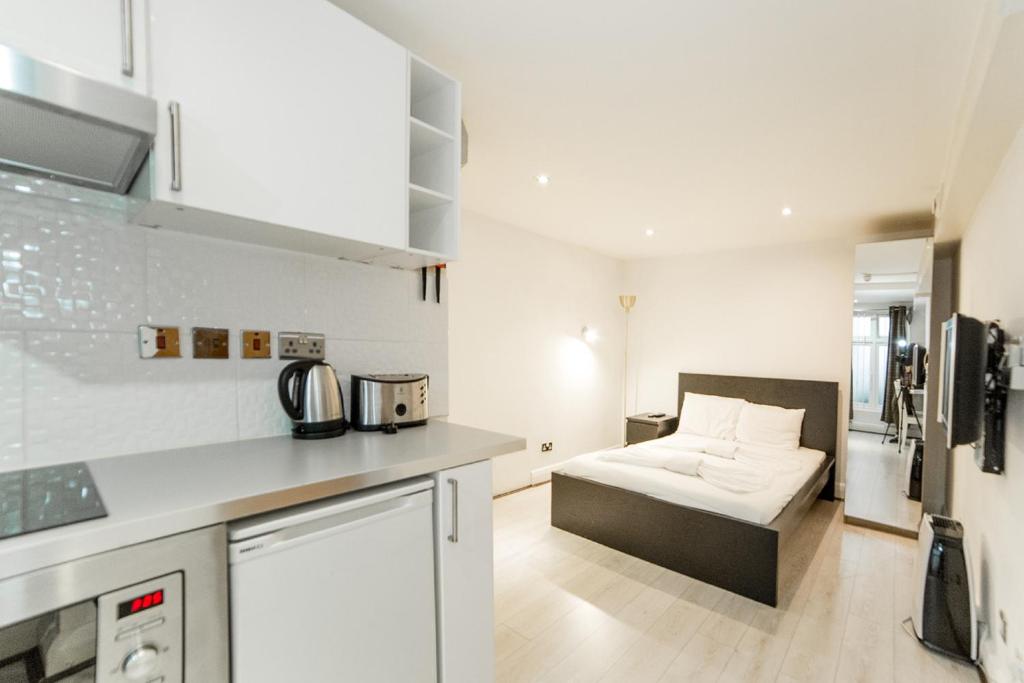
{"left": 136, "top": 0, "right": 409, "bottom": 259}
{"left": 0, "top": 0, "right": 148, "bottom": 93}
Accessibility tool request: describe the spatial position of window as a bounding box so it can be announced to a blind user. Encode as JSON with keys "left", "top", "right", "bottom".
{"left": 852, "top": 313, "right": 891, "bottom": 410}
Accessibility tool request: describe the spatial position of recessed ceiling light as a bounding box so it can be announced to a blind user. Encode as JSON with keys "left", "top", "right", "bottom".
{"left": 535, "top": 174, "right": 550, "bottom": 186}
{"left": 854, "top": 299, "right": 859, "bottom": 303}
{"left": 781, "top": 206, "right": 793, "bottom": 217}
{"left": 645, "top": 228, "right": 655, "bottom": 237}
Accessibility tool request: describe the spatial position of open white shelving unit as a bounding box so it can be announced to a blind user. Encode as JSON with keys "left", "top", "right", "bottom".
{"left": 377, "top": 55, "right": 460, "bottom": 269}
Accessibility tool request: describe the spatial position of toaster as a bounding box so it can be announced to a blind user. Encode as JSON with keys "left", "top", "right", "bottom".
{"left": 350, "top": 374, "right": 429, "bottom": 431}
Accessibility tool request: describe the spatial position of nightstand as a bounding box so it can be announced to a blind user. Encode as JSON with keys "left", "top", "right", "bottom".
{"left": 625, "top": 413, "right": 679, "bottom": 445}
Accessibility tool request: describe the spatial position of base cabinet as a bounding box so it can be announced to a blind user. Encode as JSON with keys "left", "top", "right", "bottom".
{"left": 433, "top": 460, "right": 495, "bottom": 682}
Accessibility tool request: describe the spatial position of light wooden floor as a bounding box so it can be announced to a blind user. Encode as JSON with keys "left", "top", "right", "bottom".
{"left": 843, "top": 430, "right": 922, "bottom": 533}
{"left": 492, "top": 483, "right": 977, "bottom": 683}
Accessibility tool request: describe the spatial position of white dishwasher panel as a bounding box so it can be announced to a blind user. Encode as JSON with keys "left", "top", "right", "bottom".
{"left": 229, "top": 481, "right": 437, "bottom": 682}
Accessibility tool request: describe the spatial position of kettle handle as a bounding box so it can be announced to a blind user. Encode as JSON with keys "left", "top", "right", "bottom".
{"left": 278, "top": 360, "right": 314, "bottom": 421}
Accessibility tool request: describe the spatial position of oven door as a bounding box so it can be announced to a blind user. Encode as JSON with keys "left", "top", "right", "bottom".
{"left": 1, "top": 598, "right": 99, "bottom": 681}
{"left": 0, "top": 525, "right": 229, "bottom": 682}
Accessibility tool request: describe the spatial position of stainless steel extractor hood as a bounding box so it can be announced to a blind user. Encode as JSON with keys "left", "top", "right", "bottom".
{"left": 0, "top": 45, "right": 157, "bottom": 194}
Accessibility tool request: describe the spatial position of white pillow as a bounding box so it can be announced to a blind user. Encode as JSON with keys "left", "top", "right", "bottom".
{"left": 677, "top": 393, "right": 747, "bottom": 440}
{"left": 735, "top": 402, "right": 805, "bottom": 451}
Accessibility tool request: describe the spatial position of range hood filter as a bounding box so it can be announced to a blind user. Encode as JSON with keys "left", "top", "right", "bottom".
{"left": 0, "top": 45, "right": 157, "bottom": 194}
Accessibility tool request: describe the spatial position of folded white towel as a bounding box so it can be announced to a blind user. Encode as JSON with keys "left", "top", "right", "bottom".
{"left": 697, "top": 458, "right": 771, "bottom": 493}
{"left": 734, "top": 445, "right": 802, "bottom": 474}
{"left": 663, "top": 451, "right": 703, "bottom": 476}
{"left": 597, "top": 442, "right": 769, "bottom": 493}
{"left": 598, "top": 448, "right": 669, "bottom": 469}
{"left": 702, "top": 441, "right": 738, "bottom": 459}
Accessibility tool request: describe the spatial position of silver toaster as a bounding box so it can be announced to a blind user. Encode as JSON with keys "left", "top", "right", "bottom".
{"left": 350, "top": 374, "right": 429, "bottom": 431}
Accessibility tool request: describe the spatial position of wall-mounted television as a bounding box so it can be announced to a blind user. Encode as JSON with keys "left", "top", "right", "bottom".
{"left": 938, "top": 314, "right": 987, "bottom": 449}
{"left": 911, "top": 343, "right": 927, "bottom": 388}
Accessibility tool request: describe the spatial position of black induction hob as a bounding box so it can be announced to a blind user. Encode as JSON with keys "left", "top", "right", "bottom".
{"left": 0, "top": 462, "right": 107, "bottom": 540}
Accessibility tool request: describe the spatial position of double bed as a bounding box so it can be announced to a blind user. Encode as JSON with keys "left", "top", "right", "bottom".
{"left": 550, "top": 373, "right": 838, "bottom": 607}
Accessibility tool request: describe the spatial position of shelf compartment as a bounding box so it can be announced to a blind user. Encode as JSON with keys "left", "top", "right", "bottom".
{"left": 410, "top": 116, "right": 453, "bottom": 157}
{"left": 409, "top": 202, "right": 456, "bottom": 256}
{"left": 409, "top": 183, "right": 452, "bottom": 212}
{"left": 410, "top": 56, "right": 457, "bottom": 135}
{"left": 410, "top": 141, "right": 456, "bottom": 197}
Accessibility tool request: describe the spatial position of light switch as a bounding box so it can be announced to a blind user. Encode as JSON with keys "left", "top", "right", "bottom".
{"left": 242, "top": 330, "right": 271, "bottom": 359}
{"left": 192, "top": 327, "right": 229, "bottom": 359}
{"left": 138, "top": 326, "right": 181, "bottom": 358}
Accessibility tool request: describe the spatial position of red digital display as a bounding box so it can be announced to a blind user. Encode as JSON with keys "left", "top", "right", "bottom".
{"left": 117, "top": 589, "right": 164, "bottom": 619}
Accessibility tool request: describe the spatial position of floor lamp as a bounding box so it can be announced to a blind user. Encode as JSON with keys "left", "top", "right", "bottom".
{"left": 619, "top": 295, "right": 637, "bottom": 445}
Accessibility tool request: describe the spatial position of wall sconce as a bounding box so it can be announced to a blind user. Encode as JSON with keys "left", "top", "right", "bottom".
{"left": 582, "top": 326, "right": 599, "bottom": 344}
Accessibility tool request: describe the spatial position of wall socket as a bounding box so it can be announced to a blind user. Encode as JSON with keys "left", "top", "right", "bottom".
{"left": 138, "top": 325, "right": 181, "bottom": 358}
{"left": 192, "top": 327, "right": 229, "bottom": 359}
{"left": 541, "top": 442, "right": 553, "bottom": 453}
{"left": 278, "top": 332, "right": 325, "bottom": 360}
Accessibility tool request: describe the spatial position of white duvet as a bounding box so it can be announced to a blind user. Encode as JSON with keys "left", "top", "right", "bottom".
{"left": 557, "top": 432, "right": 826, "bottom": 524}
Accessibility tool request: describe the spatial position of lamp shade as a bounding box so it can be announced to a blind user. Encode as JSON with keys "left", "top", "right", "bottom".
{"left": 618, "top": 295, "right": 637, "bottom": 313}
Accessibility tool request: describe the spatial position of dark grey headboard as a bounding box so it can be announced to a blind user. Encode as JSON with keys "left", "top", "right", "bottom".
{"left": 677, "top": 373, "right": 839, "bottom": 461}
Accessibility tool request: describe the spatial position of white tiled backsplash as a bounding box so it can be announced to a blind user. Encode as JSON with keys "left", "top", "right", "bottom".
{"left": 0, "top": 175, "right": 448, "bottom": 471}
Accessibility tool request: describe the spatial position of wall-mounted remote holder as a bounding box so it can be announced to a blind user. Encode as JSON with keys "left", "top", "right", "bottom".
{"left": 278, "top": 332, "right": 325, "bottom": 360}
{"left": 242, "top": 330, "right": 271, "bottom": 359}
{"left": 193, "top": 327, "right": 230, "bottom": 359}
{"left": 138, "top": 325, "right": 181, "bottom": 358}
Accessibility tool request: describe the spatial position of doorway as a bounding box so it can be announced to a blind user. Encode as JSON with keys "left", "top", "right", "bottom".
{"left": 844, "top": 238, "right": 931, "bottom": 535}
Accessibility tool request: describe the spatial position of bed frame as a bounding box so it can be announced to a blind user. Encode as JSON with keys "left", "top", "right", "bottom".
{"left": 551, "top": 373, "right": 838, "bottom": 607}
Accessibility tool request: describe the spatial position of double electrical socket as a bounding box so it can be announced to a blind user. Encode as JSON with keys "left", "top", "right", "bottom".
{"left": 541, "top": 442, "right": 554, "bottom": 453}
{"left": 278, "top": 332, "right": 325, "bottom": 360}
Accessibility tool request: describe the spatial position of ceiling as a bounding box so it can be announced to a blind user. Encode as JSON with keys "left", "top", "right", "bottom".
{"left": 335, "top": 0, "right": 986, "bottom": 259}
{"left": 853, "top": 237, "right": 929, "bottom": 307}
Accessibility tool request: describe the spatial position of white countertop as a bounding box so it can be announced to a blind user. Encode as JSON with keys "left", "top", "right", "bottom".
{"left": 0, "top": 421, "right": 524, "bottom": 581}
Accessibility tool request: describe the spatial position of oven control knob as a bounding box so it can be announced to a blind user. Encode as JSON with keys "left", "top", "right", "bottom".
{"left": 122, "top": 644, "right": 159, "bottom": 680}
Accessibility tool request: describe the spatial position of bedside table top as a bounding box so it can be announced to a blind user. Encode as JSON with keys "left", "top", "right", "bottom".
{"left": 627, "top": 412, "right": 678, "bottom": 426}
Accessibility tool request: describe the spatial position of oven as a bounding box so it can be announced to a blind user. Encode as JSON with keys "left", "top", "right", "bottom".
{"left": 0, "top": 525, "right": 229, "bottom": 682}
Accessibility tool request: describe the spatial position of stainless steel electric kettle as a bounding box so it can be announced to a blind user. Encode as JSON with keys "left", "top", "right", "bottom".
{"left": 277, "top": 360, "right": 347, "bottom": 439}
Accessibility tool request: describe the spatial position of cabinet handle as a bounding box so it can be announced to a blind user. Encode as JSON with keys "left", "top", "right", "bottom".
{"left": 120, "top": 0, "right": 134, "bottom": 77}
{"left": 447, "top": 478, "right": 459, "bottom": 543}
{"left": 169, "top": 101, "right": 182, "bottom": 191}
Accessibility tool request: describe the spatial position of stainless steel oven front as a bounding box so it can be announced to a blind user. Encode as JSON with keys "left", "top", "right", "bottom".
{"left": 0, "top": 525, "right": 229, "bottom": 682}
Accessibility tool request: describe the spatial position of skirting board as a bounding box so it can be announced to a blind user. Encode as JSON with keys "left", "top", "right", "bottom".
{"left": 530, "top": 461, "right": 570, "bottom": 485}
{"left": 530, "top": 444, "right": 620, "bottom": 485}
{"left": 849, "top": 421, "right": 888, "bottom": 435}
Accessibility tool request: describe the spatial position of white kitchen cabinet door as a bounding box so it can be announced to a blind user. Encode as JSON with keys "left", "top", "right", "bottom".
{"left": 433, "top": 460, "right": 495, "bottom": 682}
{"left": 0, "top": 0, "right": 148, "bottom": 93}
{"left": 142, "top": 0, "right": 408, "bottom": 253}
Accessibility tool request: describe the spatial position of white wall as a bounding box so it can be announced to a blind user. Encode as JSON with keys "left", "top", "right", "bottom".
{"left": 0, "top": 173, "right": 448, "bottom": 472}
{"left": 951, "top": 125, "right": 1024, "bottom": 682}
{"left": 623, "top": 239, "right": 855, "bottom": 490}
{"left": 447, "top": 211, "right": 624, "bottom": 494}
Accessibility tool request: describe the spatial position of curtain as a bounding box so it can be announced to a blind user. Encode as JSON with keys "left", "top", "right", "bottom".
{"left": 881, "top": 305, "right": 908, "bottom": 424}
